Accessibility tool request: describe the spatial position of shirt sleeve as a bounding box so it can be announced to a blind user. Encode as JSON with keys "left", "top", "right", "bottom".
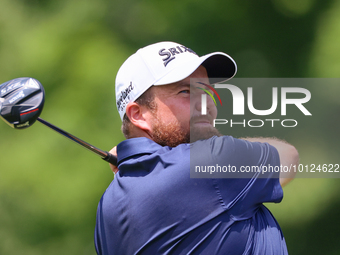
{"left": 191, "top": 136, "right": 283, "bottom": 220}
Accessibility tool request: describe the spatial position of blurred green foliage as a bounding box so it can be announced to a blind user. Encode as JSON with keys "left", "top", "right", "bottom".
{"left": 0, "top": 0, "right": 339, "bottom": 254}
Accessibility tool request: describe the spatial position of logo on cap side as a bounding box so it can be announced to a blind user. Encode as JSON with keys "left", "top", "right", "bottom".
{"left": 159, "top": 45, "right": 198, "bottom": 67}
{"left": 117, "top": 82, "right": 134, "bottom": 113}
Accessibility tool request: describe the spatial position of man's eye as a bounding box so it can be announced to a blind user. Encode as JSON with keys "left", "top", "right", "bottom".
{"left": 179, "top": 90, "right": 190, "bottom": 94}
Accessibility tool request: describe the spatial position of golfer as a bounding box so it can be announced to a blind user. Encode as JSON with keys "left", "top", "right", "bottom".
{"left": 95, "top": 41, "right": 298, "bottom": 255}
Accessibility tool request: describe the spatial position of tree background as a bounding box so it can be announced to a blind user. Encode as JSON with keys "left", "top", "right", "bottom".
{"left": 0, "top": 0, "right": 339, "bottom": 254}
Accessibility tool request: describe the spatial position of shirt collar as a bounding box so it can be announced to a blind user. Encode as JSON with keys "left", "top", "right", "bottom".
{"left": 117, "top": 137, "right": 163, "bottom": 164}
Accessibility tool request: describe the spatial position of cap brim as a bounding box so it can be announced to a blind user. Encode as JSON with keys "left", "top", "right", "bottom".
{"left": 153, "top": 52, "right": 237, "bottom": 86}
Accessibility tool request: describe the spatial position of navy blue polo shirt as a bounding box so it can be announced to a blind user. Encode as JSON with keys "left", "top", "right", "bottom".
{"left": 95, "top": 136, "right": 287, "bottom": 255}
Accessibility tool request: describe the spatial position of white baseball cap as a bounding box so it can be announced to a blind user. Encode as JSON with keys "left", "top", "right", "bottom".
{"left": 115, "top": 41, "right": 237, "bottom": 120}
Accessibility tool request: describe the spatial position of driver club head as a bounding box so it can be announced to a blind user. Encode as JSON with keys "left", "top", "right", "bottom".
{"left": 0, "top": 77, "right": 44, "bottom": 129}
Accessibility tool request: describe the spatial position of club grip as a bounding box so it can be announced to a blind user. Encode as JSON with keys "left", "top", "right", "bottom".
{"left": 103, "top": 152, "right": 118, "bottom": 166}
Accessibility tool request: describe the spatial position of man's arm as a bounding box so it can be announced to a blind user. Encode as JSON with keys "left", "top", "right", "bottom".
{"left": 242, "top": 137, "right": 299, "bottom": 187}
{"left": 109, "top": 146, "right": 119, "bottom": 174}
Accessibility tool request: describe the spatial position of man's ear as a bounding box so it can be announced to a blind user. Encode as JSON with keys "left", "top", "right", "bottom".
{"left": 125, "top": 102, "right": 153, "bottom": 132}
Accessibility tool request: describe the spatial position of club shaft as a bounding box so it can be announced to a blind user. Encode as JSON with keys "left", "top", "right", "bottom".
{"left": 37, "top": 117, "right": 117, "bottom": 166}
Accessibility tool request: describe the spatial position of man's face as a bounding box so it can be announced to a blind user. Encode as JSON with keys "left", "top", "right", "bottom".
{"left": 148, "top": 65, "right": 221, "bottom": 147}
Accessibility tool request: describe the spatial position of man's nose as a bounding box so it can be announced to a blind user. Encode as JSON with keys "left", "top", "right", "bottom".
{"left": 192, "top": 91, "right": 215, "bottom": 115}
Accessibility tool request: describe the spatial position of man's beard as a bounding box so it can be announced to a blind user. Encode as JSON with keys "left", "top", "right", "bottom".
{"left": 151, "top": 116, "right": 190, "bottom": 147}
{"left": 190, "top": 115, "right": 222, "bottom": 143}
{"left": 151, "top": 114, "right": 221, "bottom": 147}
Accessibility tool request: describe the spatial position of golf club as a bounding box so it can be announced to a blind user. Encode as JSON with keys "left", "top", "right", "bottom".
{"left": 0, "top": 77, "right": 117, "bottom": 166}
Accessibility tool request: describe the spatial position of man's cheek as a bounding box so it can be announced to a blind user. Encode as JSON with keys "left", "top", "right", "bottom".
{"left": 206, "top": 103, "right": 217, "bottom": 119}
